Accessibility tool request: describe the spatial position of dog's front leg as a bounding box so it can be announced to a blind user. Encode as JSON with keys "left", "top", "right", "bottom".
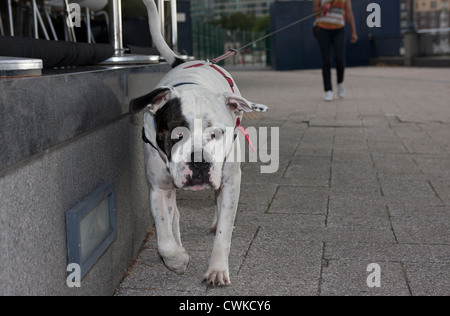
{"left": 150, "top": 188, "right": 189, "bottom": 274}
{"left": 204, "top": 162, "right": 241, "bottom": 286}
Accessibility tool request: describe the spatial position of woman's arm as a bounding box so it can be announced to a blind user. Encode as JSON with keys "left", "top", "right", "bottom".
{"left": 345, "top": 0, "right": 358, "bottom": 43}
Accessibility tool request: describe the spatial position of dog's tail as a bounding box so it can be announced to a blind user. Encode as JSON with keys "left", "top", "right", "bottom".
{"left": 143, "top": 0, "right": 184, "bottom": 68}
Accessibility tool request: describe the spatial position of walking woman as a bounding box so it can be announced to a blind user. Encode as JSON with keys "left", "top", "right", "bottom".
{"left": 313, "top": 0, "right": 358, "bottom": 101}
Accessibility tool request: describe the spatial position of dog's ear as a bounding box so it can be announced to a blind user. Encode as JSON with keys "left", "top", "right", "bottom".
{"left": 223, "top": 93, "right": 269, "bottom": 116}
{"left": 129, "top": 87, "right": 177, "bottom": 114}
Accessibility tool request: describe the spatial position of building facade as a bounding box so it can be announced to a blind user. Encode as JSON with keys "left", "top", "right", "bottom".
{"left": 415, "top": 0, "right": 450, "bottom": 29}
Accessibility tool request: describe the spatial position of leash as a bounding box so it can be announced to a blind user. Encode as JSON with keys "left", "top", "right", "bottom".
{"left": 210, "top": 7, "right": 326, "bottom": 64}
{"left": 147, "top": 7, "right": 330, "bottom": 151}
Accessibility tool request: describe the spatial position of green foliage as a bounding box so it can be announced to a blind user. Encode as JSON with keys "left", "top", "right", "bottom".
{"left": 253, "top": 16, "right": 270, "bottom": 33}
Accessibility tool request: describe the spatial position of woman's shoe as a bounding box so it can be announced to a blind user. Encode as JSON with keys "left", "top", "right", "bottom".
{"left": 338, "top": 83, "right": 345, "bottom": 98}
{"left": 325, "top": 90, "right": 333, "bottom": 101}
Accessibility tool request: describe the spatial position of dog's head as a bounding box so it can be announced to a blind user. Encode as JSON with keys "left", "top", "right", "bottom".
{"left": 130, "top": 86, "right": 268, "bottom": 191}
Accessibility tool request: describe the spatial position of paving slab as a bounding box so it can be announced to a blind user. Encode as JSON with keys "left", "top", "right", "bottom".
{"left": 115, "top": 67, "right": 450, "bottom": 296}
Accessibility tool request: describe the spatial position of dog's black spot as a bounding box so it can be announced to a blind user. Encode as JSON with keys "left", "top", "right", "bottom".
{"left": 154, "top": 97, "right": 189, "bottom": 160}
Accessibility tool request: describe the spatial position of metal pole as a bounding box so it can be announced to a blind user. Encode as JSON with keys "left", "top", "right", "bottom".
{"left": 64, "top": 0, "right": 77, "bottom": 42}
{"left": 157, "top": 0, "right": 165, "bottom": 38}
{"left": 101, "top": 0, "right": 159, "bottom": 64}
{"left": 86, "top": 7, "right": 92, "bottom": 43}
{"left": 170, "top": 0, "right": 178, "bottom": 52}
{"left": 109, "top": 0, "right": 124, "bottom": 55}
{"left": 34, "top": 0, "right": 51, "bottom": 40}
{"left": 44, "top": 5, "right": 59, "bottom": 40}
{"left": 0, "top": 9, "right": 5, "bottom": 36}
{"left": 32, "top": 0, "right": 39, "bottom": 38}
{"left": 7, "top": 0, "right": 14, "bottom": 36}
{"left": 409, "top": 0, "right": 416, "bottom": 31}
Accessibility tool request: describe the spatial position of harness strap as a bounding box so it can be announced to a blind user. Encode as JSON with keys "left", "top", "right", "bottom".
{"left": 183, "top": 63, "right": 235, "bottom": 93}
{"left": 173, "top": 82, "right": 199, "bottom": 88}
{"left": 142, "top": 127, "right": 158, "bottom": 151}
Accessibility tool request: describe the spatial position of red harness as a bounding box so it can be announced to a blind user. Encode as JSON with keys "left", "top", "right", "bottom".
{"left": 184, "top": 63, "right": 235, "bottom": 93}
{"left": 181, "top": 63, "right": 254, "bottom": 152}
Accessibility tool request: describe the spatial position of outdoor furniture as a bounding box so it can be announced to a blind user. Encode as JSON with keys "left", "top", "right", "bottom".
{"left": 0, "top": 0, "right": 108, "bottom": 42}
{"left": 0, "top": 35, "right": 114, "bottom": 68}
{"left": 0, "top": 0, "right": 180, "bottom": 66}
{"left": 0, "top": 56, "right": 42, "bottom": 77}
{"left": 1, "top": 0, "right": 15, "bottom": 36}
{"left": 47, "top": 0, "right": 108, "bottom": 43}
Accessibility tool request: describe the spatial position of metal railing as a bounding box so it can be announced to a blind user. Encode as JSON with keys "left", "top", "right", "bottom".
{"left": 417, "top": 29, "right": 450, "bottom": 56}
{"left": 192, "top": 21, "right": 267, "bottom": 66}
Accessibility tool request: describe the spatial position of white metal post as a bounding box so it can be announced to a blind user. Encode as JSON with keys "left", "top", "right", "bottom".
{"left": 109, "top": 0, "right": 124, "bottom": 55}
{"left": 170, "top": 0, "right": 178, "bottom": 52}
{"left": 101, "top": 0, "right": 159, "bottom": 64}
{"left": 157, "top": 0, "right": 165, "bottom": 37}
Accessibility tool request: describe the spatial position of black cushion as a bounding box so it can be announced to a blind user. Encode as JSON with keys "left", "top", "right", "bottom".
{"left": 0, "top": 36, "right": 114, "bottom": 68}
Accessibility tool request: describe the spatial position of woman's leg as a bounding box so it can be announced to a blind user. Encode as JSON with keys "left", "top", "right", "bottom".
{"left": 316, "top": 27, "right": 333, "bottom": 92}
{"left": 332, "top": 27, "right": 346, "bottom": 85}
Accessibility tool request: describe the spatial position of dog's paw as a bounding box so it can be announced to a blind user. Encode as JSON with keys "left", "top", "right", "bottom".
{"left": 203, "top": 267, "right": 230, "bottom": 286}
{"left": 159, "top": 246, "right": 190, "bottom": 275}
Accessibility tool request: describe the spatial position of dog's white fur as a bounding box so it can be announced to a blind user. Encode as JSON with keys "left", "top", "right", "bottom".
{"left": 132, "top": 0, "right": 268, "bottom": 285}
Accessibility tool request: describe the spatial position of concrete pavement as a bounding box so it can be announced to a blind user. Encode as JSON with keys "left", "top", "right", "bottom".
{"left": 115, "top": 67, "right": 449, "bottom": 296}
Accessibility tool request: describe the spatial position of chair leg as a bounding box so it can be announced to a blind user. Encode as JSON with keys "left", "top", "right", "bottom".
{"left": 0, "top": 10, "right": 5, "bottom": 36}
{"left": 85, "top": 7, "right": 92, "bottom": 43}
{"left": 44, "top": 5, "right": 58, "bottom": 41}
{"left": 64, "top": 0, "right": 77, "bottom": 42}
{"left": 94, "top": 11, "right": 109, "bottom": 31}
{"left": 32, "top": 0, "right": 38, "bottom": 38}
{"left": 33, "top": 0, "right": 50, "bottom": 40}
{"left": 7, "top": 0, "right": 14, "bottom": 36}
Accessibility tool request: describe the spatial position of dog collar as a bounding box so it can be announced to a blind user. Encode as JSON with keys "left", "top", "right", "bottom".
{"left": 173, "top": 82, "right": 199, "bottom": 88}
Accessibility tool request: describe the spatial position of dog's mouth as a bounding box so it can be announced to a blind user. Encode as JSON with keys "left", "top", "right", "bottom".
{"left": 179, "top": 153, "right": 214, "bottom": 191}
{"left": 171, "top": 155, "right": 221, "bottom": 191}
{"left": 183, "top": 175, "right": 212, "bottom": 191}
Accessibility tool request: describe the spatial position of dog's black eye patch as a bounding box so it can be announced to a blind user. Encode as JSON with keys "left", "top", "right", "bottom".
{"left": 154, "top": 97, "right": 189, "bottom": 160}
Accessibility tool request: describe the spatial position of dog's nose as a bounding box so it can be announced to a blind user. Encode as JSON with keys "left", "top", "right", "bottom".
{"left": 190, "top": 152, "right": 210, "bottom": 170}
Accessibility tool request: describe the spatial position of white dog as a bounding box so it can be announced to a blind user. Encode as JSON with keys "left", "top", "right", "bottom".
{"left": 129, "top": 0, "right": 268, "bottom": 286}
